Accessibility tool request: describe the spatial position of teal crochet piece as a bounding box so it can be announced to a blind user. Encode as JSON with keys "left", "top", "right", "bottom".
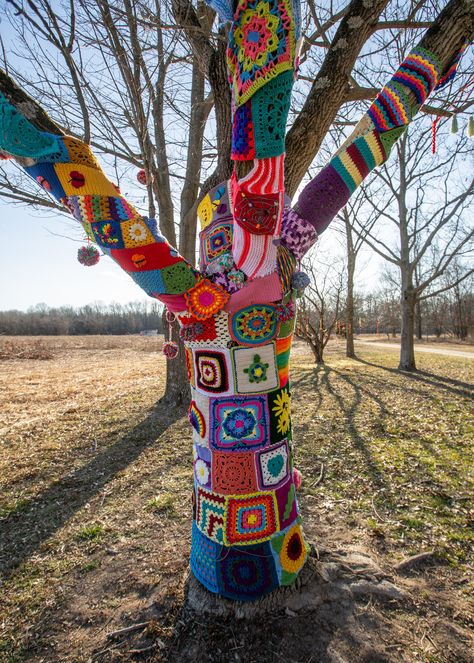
{"left": 0, "top": 92, "right": 60, "bottom": 159}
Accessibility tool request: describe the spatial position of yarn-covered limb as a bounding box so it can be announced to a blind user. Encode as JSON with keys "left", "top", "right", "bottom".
{"left": 0, "top": 89, "right": 198, "bottom": 305}
{"left": 294, "top": 41, "right": 468, "bottom": 240}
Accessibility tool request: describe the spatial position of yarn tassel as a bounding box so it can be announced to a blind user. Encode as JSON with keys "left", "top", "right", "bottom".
{"left": 431, "top": 117, "right": 440, "bottom": 154}
{"left": 450, "top": 115, "right": 458, "bottom": 134}
{"left": 468, "top": 116, "right": 474, "bottom": 138}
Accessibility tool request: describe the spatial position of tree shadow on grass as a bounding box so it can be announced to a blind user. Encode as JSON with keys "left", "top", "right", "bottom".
{"left": 0, "top": 401, "right": 186, "bottom": 579}
{"left": 292, "top": 363, "right": 389, "bottom": 490}
{"left": 355, "top": 357, "right": 474, "bottom": 400}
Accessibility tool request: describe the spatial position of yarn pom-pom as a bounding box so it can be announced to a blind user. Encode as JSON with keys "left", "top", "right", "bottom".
{"left": 137, "top": 169, "right": 152, "bottom": 185}
{"left": 293, "top": 468, "right": 302, "bottom": 490}
{"left": 291, "top": 270, "right": 310, "bottom": 292}
{"left": 218, "top": 253, "right": 234, "bottom": 271}
{"left": 227, "top": 268, "right": 245, "bottom": 286}
{"left": 162, "top": 341, "right": 179, "bottom": 359}
{"left": 77, "top": 245, "right": 100, "bottom": 266}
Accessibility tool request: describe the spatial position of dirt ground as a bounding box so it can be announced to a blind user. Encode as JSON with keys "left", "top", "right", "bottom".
{"left": 0, "top": 336, "right": 473, "bottom": 663}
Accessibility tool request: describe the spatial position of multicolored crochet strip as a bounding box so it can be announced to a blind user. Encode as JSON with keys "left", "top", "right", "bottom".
{"left": 295, "top": 46, "right": 443, "bottom": 235}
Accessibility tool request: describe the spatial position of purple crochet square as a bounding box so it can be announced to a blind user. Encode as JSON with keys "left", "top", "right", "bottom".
{"left": 295, "top": 164, "right": 351, "bottom": 236}
{"left": 280, "top": 208, "right": 318, "bottom": 260}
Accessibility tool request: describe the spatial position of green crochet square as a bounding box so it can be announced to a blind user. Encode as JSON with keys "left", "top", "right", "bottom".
{"left": 252, "top": 70, "right": 293, "bottom": 159}
{"left": 161, "top": 262, "right": 196, "bottom": 294}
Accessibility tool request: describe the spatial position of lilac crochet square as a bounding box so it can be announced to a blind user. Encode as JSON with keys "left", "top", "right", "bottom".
{"left": 295, "top": 164, "right": 350, "bottom": 235}
{"left": 280, "top": 207, "right": 318, "bottom": 260}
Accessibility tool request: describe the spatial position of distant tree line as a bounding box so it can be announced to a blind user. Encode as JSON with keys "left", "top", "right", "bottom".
{"left": 0, "top": 302, "right": 164, "bottom": 336}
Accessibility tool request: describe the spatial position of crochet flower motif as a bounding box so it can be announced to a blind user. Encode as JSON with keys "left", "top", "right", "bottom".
{"left": 195, "top": 459, "right": 210, "bottom": 485}
{"left": 223, "top": 408, "right": 257, "bottom": 439}
{"left": 272, "top": 388, "right": 290, "bottom": 434}
{"left": 184, "top": 278, "right": 230, "bottom": 320}
{"left": 243, "top": 354, "right": 269, "bottom": 383}
{"left": 234, "top": 2, "right": 279, "bottom": 72}
{"left": 280, "top": 524, "right": 306, "bottom": 574}
{"left": 127, "top": 221, "right": 148, "bottom": 243}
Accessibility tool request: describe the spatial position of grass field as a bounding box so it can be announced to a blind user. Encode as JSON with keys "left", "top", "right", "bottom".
{"left": 0, "top": 336, "right": 473, "bottom": 662}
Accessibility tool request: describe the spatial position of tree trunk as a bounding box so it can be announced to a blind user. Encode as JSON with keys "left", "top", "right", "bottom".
{"left": 162, "top": 316, "right": 190, "bottom": 407}
{"left": 399, "top": 285, "right": 416, "bottom": 371}
{"left": 345, "top": 216, "right": 356, "bottom": 359}
{"left": 415, "top": 298, "right": 423, "bottom": 340}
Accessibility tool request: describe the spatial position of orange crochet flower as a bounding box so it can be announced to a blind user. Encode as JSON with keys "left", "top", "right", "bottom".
{"left": 184, "top": 279, "right": 230, "bottom": 320}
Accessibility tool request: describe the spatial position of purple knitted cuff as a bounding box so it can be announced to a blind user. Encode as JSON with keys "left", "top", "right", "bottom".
{"left": 280, "top": 207, "right": 318, "bottom": 260}
{"left": 295, "top": 164, "right": 350, "bottom": 235}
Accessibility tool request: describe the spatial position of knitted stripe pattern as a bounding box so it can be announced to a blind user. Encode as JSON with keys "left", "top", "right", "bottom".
{"left": 296, "top": 46, "right": 443, "bottom": 239}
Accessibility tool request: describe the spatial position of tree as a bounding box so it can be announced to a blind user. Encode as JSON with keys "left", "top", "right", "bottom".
{"left": 1, "top": 0, "right": 474, "bottom": 610}
{"left": 352, "top": 126, "right": 473, "bottom": 370}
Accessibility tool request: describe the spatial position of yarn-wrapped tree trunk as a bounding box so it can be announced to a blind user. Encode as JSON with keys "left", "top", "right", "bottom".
{"left": 1, "top": 0, "right": 473, "bottom": 606}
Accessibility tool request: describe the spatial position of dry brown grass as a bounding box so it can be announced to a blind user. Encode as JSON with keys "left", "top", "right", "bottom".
{"left": 0, "top": 336, "right": 473, "bottom": 663}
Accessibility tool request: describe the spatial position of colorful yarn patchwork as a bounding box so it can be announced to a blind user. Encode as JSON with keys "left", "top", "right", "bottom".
{"left": 212, "top": 451, "right": 259, "bottom": 494}
{"left": 210, "top": 395, "right": 269, "bottom": 451}
{"left": 216, "top": 541, "right": 279, "bottom": 600}
{"left": 268, "top": 386, "right": 291, "bottom": 441}
{"left": 252, "top": 70, "right": 293, "bottom": 158}
{"left": 185, "top": 279, "right": 230, "bottom": 320}
{"left": 196, "top": 487, "right": 226, "bottom": 544}
{"left": 227, "top": 0, "right": 296, "bottom": 107}
{"left": 276, "top": 335, "right": 292, "bottom": 386}
{"left": 367, "top": 81, "right": 412, "bottom": 133}
{"left": 436, "top": 40, "right": 467, "bottom": 89}
{"left": 230, "top": 304, "right": 277, "bottom": 345}
{"left": 392, "top": 48, "right": 441, "bottom": 105}
{"left": 190, "top": 522, "right": 220, "bottom": 593}
{"left": 197, "top": 183, "right": 231, "bottom": 231}
{"left": 200, "top": 222, "right": 233, "bottom": 267}
{"left": 194, "top": 349, "right": 232, "bottom": 395}
{"left": 275, "top": 477, "right": 297, "bottom": 529}
{"left": 232, "top": 343, "right": 279, "bottom": 394}
{"left": 179, "top": 310, "right": 232, "bottom": 348}
{"left": 0, "top": 92, "right": 60, "bottom": 159}
{"left": 232, "top": 100, "right": 256, "bottom": 160}
{"left": 280, "top": 207, "right": 318, "bottom": 261}
{"left": 194, "top": 456, "right": 212, "bottom": 489}
{"left": 277, "top": 245, "right": 296, "bottom": 292}
{"left": 225, "top": 492, "right": 279, "bottom": 545}
{"left": 62, "top": 194, "right": 137, "bottom": 225}
{"left": 256, "top": 439, "right": 289, "bottom": 489}
{"left": 271, "top": 522, "right": 307, "bottom": 583}
{"left": 189, "top": 400, "right": 207, "bottom": 438}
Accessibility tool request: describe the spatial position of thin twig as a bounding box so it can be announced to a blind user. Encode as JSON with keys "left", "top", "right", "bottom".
{"left": 106, "top": 621, "right": 149, "bottom": 639}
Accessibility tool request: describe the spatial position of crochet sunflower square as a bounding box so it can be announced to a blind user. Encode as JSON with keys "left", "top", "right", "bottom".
{"left": 194, "top": 349, "right": 233, "bottom": 395}
{"left": 232, "top": 343, "right": 279, "bottom": 394}
{"left": 196, "top": 487, "right": 226, "bottom": 544}
{"left": 270, "top": 522, "right": 307, "bottom": 584}
{"left": 209, "top": 395, "right": 269, "bottom": 451}
{"left": 256, "top": 439, "right": 289, "bottom": 490}
{"left": 268, "top": 385, "right": 291, "bottom": 442}
{"left": 225, "top": 492, "right": 279, "bottom": 545}
{"left": 212, "top": 451, "right": 258, "bottom": 494}
{"left": 216, "top": 541, "right": 279, "bottom": 601}
{"left": 121, "top": 218, "right": 155, "bottom": 248}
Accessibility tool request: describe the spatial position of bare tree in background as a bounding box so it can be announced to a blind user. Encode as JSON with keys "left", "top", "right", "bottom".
{"left": 296, "top": 256, "right": 344, "bottom": 363}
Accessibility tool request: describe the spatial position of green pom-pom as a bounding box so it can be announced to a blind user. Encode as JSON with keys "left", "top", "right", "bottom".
{"left": 450, "top": 115, "right": 458, "bottom": 134}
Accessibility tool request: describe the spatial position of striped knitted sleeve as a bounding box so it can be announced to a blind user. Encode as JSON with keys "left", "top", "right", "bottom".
{"left": 0, "top": 92, "right": 197, "bottom": 306}
{"left": 292, "top": 46, "right": 447, "bottom": 242}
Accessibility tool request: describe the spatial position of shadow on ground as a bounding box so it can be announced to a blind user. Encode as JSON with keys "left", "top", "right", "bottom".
{"left": 0, "top": 401, "right": 186, "bottom": 578}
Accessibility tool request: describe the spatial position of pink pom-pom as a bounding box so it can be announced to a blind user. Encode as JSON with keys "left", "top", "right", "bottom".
{"left": 77, "top": 245, "right": 100, "bottom": 266}
{"left": 162, "top": 341, "right": 179, "bottom": 359}
{"left": 293, "top": 468, "right": 302, "bottom": 490}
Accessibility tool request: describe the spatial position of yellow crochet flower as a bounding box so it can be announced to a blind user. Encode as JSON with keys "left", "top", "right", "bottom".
{"left": 272, "top": 388, "right": 290, "bottom": 435}
{"left": 234, "top": 2, "right": 280, "bottom": 73}
{"left": 279, "top": 524, "right": 306, "bottom": 574}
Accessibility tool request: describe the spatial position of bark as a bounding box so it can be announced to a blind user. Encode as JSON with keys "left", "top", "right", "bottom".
{"left": 415, "top": 298, "right": 423, "bottom": 340}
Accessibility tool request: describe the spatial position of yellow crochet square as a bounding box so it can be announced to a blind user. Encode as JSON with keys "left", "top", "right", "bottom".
{"left": 62, "top": 137, "right": 101, "bottom": 170}
{"left": 198, "top": 194, "right": 213, "bottom": 230}
{"left": 365, "top": 131, "right": 385, "bottom": 167}
{"left": 54, "top": 163, "right": 118, "bottom": 197}
{"left": 121, "top": 218, "right": 155, "bottom": 248}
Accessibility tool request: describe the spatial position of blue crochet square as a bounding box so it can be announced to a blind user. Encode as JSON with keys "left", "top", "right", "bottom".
{"left": 190, "top": 522, "right": 220, "bottom": 593}
{"left": 24, "top": 162, "right": 67, "bottom": 200}
{"left": 128, "top": 268, "right": 166, "bottom": 295}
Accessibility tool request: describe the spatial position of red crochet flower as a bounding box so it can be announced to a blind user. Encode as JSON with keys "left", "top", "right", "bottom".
{"left": 184, "top": 279, "right": 230, "bottom": 320}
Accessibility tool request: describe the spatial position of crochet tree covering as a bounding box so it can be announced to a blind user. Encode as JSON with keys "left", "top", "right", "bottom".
{"left": 0, "top": 0, "right": 467, "bottom": 601}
